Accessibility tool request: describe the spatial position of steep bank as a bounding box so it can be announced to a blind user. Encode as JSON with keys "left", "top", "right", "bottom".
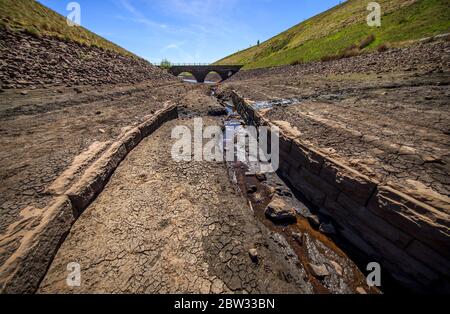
{"left": 0, "top": 0, "right": 175, "bottom": 90}
{"left": 216, "top": 0, "right": 450, "bottom": 69}
{"left": 0, "top": 27, "right": 176, "bottom": 90}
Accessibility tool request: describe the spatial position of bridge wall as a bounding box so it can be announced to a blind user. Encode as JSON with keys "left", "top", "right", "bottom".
{"left": 167, "top": 65, "right": 243, "bottom": 83}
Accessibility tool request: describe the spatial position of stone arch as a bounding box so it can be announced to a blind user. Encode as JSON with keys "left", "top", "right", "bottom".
{"left": 217, "top": 71, "right": 233, "bottom": 82}
{"left": 175, "top": 71, "right": 195, "bottom": 81}
{"left": 190, "top": 71, "right": 208, "bottom": 83}
{"left": 167, "top": 66, "right": 243, "bottom": 83}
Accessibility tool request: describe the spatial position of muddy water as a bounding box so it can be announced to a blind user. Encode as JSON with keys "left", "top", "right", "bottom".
{"left": 217, "top": 93, "right": 379, "bottom": 294}
{"left": 183, "top": 78, "right": 217, "bottom": 85}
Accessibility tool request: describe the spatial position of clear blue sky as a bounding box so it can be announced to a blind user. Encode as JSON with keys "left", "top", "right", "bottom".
{"left": 38, "top": 0, "right": 342, "bottom": 64}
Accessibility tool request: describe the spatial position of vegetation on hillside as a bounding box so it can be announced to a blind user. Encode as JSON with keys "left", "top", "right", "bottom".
{"left": 215, "top": 0, "right": 450, "bottom": 69}
{"left": 0, "top": 0, "right": 135, "bottom": 57}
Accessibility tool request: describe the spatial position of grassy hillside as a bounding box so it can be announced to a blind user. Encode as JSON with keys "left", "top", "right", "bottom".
{"left": 216, "top": 0, "right": 450, "bottom": 69}
{"left": 0, "top": 0, "right": 134, "bottom": 57}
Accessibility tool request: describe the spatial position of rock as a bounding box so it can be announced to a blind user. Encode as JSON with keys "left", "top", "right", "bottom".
{"left": 266, "top": 186, "right": 276, "bottom": 197}
{"left": 247, "top": 185, "right": 257, "bottom": 194}
{"left": 207, "top": 107, "right": 228, "bottom": 116}
{"left": 356, "top": 287, "right": 367, "bottom": 294}
{"left": 211, "top": 279, "right": 224, "bottom": 294}
{"left": 329, "top": 260, "right": 343, "bottom": 276}
{"left": 20, "top": 90, "right": 28, "bottom": 95}
{"left": 95, "top": 111, "right": 102, "bottom": 115}
{"left": 422, "top": 155, "right": 442, "bottom": 164}
{"left": 255, "top": 173, "right": 267, "bottom": 182}
{"left": 248, "top": 248, "right": 258, "bottom": 263}
{"left": 307, "top": 215, "right": 320, "bottom": 229}
{"left": 309, "top": 263, "right": 330, "bottom": 279}
{"left": 275, "top": 186, "right": 293, "bottom": 197}
{"left": 265, "top": 196, "right": 297, "bottom": 223}
{"left": 74, "top": 87, "right": 82, "bottom": 93}
{"left": 319, "top": 222, "right": 336, "bottom": 235}
{"left": 98, "top": 129, "right": 106, "bottom": 134}
{"left": 434, "top": 33, "right": 450, "bottom": 41}
{"left": 292, "top": 232, "right": 303, "bottom": 245}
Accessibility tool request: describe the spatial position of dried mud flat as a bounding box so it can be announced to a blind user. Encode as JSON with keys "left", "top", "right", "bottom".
{"left": 38, "top": 117, "right": 313, "bottom": 294}
{"left": 0, "top": 79, "right": 189, "bottom": 235}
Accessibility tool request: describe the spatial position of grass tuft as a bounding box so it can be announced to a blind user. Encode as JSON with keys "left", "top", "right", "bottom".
{"left": 359, "top": 34, "right": 376, "bottom": 49}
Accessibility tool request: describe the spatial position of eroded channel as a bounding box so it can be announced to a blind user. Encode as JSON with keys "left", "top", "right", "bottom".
{"left": 217, "top": 91, "right": 379, "bottom": 294}
{"left": 38, "top": 84, "right": 382, "bottom": 294}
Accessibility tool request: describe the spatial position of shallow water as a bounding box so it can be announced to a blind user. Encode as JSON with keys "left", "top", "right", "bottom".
{"left": 252, "top": 98, "right": 302, "bottom": 110}
{"left": 183, "top": 78, "right": 217, "bottom": 85}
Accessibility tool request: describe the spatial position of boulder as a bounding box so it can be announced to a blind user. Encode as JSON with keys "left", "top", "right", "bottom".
{"left": 265, "top": 196, "right": 297, "bottom": 223}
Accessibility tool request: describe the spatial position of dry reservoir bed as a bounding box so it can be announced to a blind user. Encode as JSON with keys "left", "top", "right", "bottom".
{"left": 0, "top": 39, "right": 449, "bottom": 294}
{"left": 38, "top": 116, "right": 375, "bottom": 294}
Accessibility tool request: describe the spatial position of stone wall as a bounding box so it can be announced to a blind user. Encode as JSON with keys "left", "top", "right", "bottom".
{"left": 0, "top": 105, "right": 178, "bottom": 294}
{"left": 231, "top": 91, "right": 450, "bottom": 293}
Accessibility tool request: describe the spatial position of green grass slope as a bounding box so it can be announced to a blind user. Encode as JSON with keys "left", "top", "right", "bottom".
{"left": 216, "top": 0, "right": 450, "bottom": 69}
{"left": 0, "top": 0, "right": 134, "bottom": 57}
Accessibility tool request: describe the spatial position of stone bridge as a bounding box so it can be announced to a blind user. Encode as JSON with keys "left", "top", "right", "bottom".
{"left": 165, "top": 65, "right": 243, "bottom": 83}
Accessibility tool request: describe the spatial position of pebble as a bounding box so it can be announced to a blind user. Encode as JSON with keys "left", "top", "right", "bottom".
{"left": 255, "top": 173, "right": 267, "bottom": 182}
{"left": 319, "top": 222, "right": 336, "bottom": 235}
{"left": 356, "top": 287, "right": 368, "bottom": 294}
{"left": 292, "top": 232, "right": 303, "bottom": 245}
{"left": 307, "top": 215, "right": 321, "bottom": 229}
{"left": 248, "top": 248, "right": 258, "bottom": 263}
{"left": 309, "top": 263, "right": 330, "bottom": 279}
{"left": 247, "top": 185, "right": 257, "bottom": 194}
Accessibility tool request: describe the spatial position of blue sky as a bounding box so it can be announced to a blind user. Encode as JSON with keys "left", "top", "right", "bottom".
{"left": 38, "top": 0, "right": 341, "bottom": 64}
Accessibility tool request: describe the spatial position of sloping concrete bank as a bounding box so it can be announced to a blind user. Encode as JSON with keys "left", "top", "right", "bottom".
{"left": 0, "top": 104, "right": 178, "bottom": 294}
{"left": 231, "top": 91, "right": 450, "bottom": 293}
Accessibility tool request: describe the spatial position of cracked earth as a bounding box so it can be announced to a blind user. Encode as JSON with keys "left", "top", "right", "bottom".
{"left": 39, "top": 117, "right": 313, "bottom": 294}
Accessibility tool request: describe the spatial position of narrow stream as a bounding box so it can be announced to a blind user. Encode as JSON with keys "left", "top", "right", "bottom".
{"left": 215, "top": 88, "right": 379, "bottom": 294}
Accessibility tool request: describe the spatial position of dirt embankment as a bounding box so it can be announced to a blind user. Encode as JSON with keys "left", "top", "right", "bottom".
{"left": 0, "top": 28, "right": 176, "bottom": 90}
{"left": 228, "top": 40, "right": 450, "bottom": 85}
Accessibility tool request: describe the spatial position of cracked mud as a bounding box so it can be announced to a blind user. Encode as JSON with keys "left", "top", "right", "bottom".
{"left": 39, "top": 118, "right": 314, "bottom": 294}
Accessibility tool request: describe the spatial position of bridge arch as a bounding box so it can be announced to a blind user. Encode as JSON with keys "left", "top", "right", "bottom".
{"left": 165, "top": 65, "right": 243, "bottom": 83}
